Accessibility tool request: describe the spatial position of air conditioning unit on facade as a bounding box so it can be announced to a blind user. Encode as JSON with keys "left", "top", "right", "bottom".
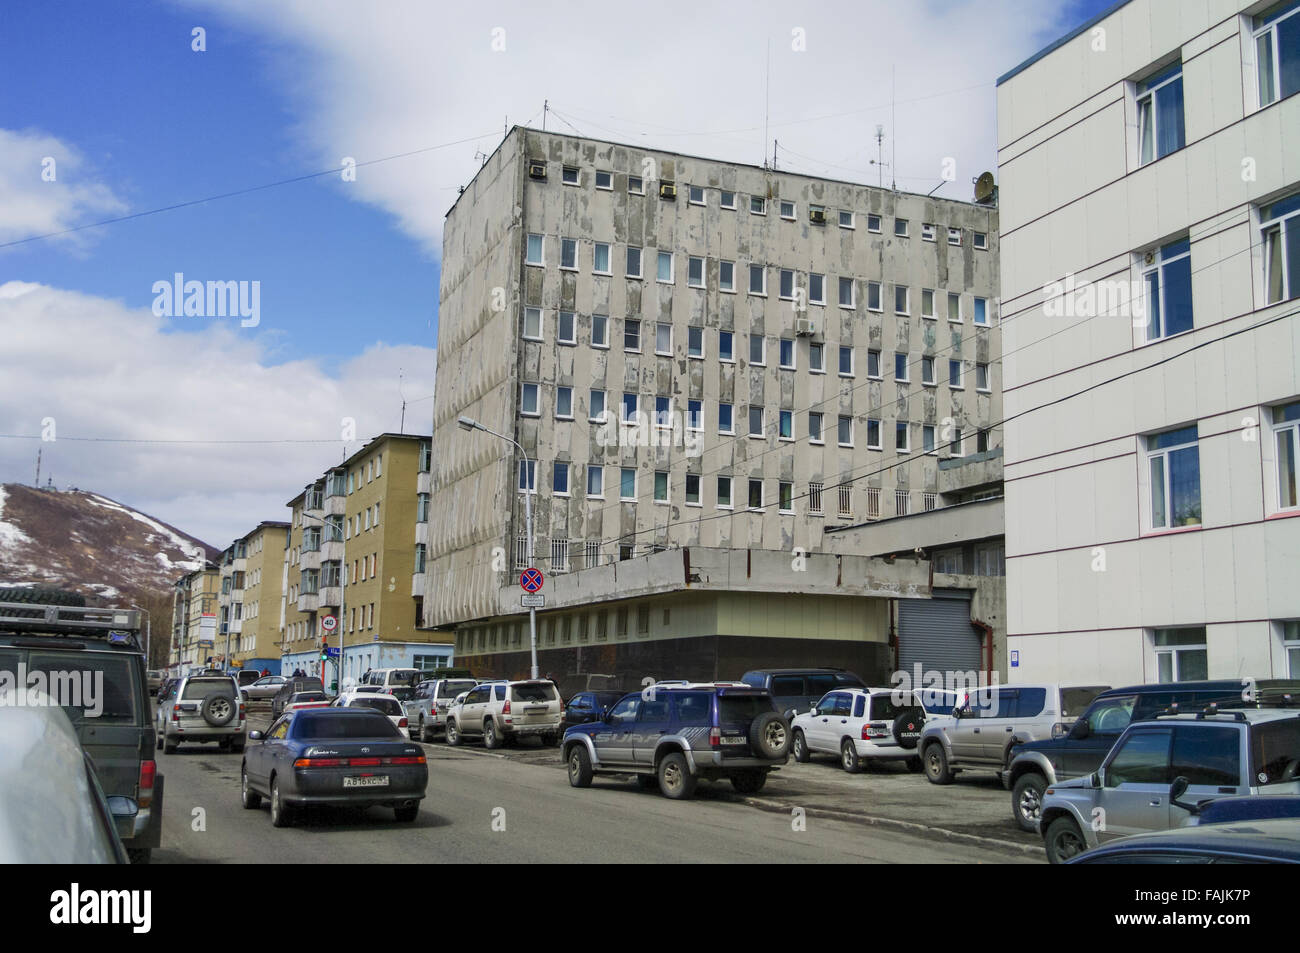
{"left": 659, "top": 181, "right": 677, "bottom": 200}
{"left": 528, "top": 160, "right": 547, "bottom": 180}
{"left": 795, "top": 317, "right": 817, "bottom": 336}
{"left": 809, "top": 207, "right": 826, "bottom": 225}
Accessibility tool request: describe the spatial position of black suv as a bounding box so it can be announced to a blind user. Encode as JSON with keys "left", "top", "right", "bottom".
{"left": 1004, "top": 678, "right": 1300, "bottom": 831}
{"left": 740, "top": 668, "right": 866, "bottom": 720}
{"left": 0, "top": 588, "right": 164, "bottom": 863}
{"left": 562, "top": 683, "right": 791, "bottom": 799}
{"left": 272, "top": 677, "right": 326, "bottom": 718}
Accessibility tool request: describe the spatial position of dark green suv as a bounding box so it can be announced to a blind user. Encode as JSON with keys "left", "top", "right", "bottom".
{"left": 0, "top": 588, "right": 164, "bottom": 863}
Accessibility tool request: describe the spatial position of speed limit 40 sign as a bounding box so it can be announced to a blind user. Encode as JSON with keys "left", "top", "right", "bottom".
{"left": 321, "top": 615, "right": 338, "bottom": 633}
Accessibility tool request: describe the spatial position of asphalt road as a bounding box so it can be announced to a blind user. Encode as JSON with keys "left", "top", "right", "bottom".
{"left": 152, "top": 725, "right": 1036, "bottom": 864}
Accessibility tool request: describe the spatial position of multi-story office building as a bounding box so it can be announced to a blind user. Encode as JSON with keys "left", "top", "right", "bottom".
{"left": 424, "top": 127, "right": 1005, "bottom": 686}
{"left": 997, "top": 0, "right": 1300, "bottom": 683}
{"left": 169, "top": 564, "right": 219, "bottom": 672}
{"left": 282, "top": 433, "right": 452, "bottom": 682}
{"left": 215, "top": 522, "right": 288, "bottom": 674}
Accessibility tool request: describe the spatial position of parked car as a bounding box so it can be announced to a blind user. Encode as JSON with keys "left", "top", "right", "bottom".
{"left": 791, "top": 688, "right": 928, "bottom": 772}
{"left": 0, "top": 703, "right": 132, "bottom": 863}
{"left": 0, "top": 590, "right": 163, "bottom": 863}
{"left": 1039, "top": 708, "right": 1300, "bottom": 864}
{"left": 919, "top": 682, "right": 1109, "bottom": 786}
{"left": 358, "top": 668, "right": 423, "bottom": 692}
{"left": 147, "top": 670, "right": 163, "bottom": 696}
{"left": 563, "top": 682, "right": 791, "bottom": 799}
{"left": 334, "top": 690, "right": 409, "bottom": 733}
{"left": 241, "top": 708, "right": 427, "bottom": 827}
{"left": 404, "top": 677, "right": 479, "bottom": 741}
{"left": 445, "top": 679, "right": 563, "bottom": 748}
{"left": 271, "top": 677, "right": 325, "bottom": 718}
{"left": 560, "top": 691, "right": 627, "bottom": 733}
{"left": 242, "top": 675, "right": 289, "bottom": 702}
{"left": 161, "top": 671, "right": 246, "bottom": 753}
{"left": 283, "top": 691, "right": 331, "bottom": 712}
{"left": 232, "top": 669, "right": 263, "bottom": 689}
{"left": 1004, "top": 679, "right": 1300, "bottom": 831}
{"left": 1193, "top": 794, "right": 1300, "bottom": 825}
{"left": 740, "top": 668, "right": 867, "bottom": 720}
{"left": 1065, "top": 818, "right": 1300, "bottom": 864}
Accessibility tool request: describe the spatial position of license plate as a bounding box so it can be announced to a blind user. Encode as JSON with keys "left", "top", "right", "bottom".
{"left": 343, "top": 775, "right": 390, "bottom": 788}
{"left": 721, "top": 736, "right": 747, "bottom": 745}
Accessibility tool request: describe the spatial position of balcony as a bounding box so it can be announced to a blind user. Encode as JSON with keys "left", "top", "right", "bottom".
{"left": 417, "top": 471, "right": 431, "bottom": 495}
{"left": 938, "top": 446, "right": 1003, "bottom": 498}
{"left": 319, "top": 586, "right": 343, "bottom": 609}
{"left": 322, "top": 539, "right": 345, "bottom": 562}
{"left": 411, "top": 573, "right": 426, "bottom": 598}
{"left": 297, "top": 591, "right": 320, "bottom": 613}
{"left": 415, "top": 521, "right": 428, "bottom": 546}
{"left": 299, "top": 549, "right": 321, "bottom": 572}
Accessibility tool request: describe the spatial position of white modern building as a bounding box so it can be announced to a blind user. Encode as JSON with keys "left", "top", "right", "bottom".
{"left": 997, "top": 0, "right": 1300, "bottom": 684}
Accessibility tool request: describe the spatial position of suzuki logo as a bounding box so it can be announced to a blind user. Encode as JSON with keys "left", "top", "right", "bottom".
{"left": 361, "top": 747, "right": 370, "bottom": 754}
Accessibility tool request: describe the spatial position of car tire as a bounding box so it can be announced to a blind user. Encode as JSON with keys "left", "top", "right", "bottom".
{"left": 270, "top": 777, "right": 293, "bottom": 828}
{"left": 201, "top": 693, "right": 237, "bottom": 728}
{"left": 164, "top": 738, "right": 178, "bottom": 755}
{"left": 1012, "top": 773, "right": 1047, "bottom": 833}
{"left": 657, "top": 752, "right": 697, "bottom": 800}
{"left": 0, "top": 585, "right": 86, "bottom": 618}
{"left": 567, "top": 745, "right": 594, "bottom": 788}
{"left": 905, "top": 756, "right": 923, "bottom": 773}
{"left": 416, "top": 717, "right": 428, "bottom": 742}
{"left": 840, "top": 739, "right": 862, "bottom": 774}
{"left": 241, "top": 767, "right": 261, "bottom": 809}
{"left": 730, "top": 769, "right": 767, "bottom": 794}
{"left": 230, "top": 740, "right": 244, "bottom": 754}
{"left": 445, "top": 719, "right": 461, "bottom": 746}
{"left": 636, "top": 774, "right": 658, "bottom": 790}
{"left": 1044, "top": 815, "right": 1087, "bottom": 864}
{"left": 483, "top": 718, "right": 501, "bottom": 749}
{"left": 923, "top": 742, "right": 953, "bottom": 784}
{"left": 891, "top": 708, "right": 926, "bottom": 750}
{"left": 792, "top": 729, "right": 810, "bottom": 763}
{"left": 394, "top": 803, "right": 419, "bottom": 822}
{"left": 408, "top": 723, "right": 420, "bottom": 741}
{"left": 156, "top": 734, "right": 164, "bottom": 751}
{"left": 127, "top": 848, "right": 151, "bottom": 864}
{"left": 748, "top": 711, "right": 791, "bottom": 758}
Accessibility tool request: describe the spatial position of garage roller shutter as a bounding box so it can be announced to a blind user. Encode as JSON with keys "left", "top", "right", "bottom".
{"left": 897, "top": 589, "right": 982, "bottom": 676}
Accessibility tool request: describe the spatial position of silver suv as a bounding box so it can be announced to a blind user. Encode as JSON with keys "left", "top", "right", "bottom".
{"left": 404, "top": 677, "right": 479, "bottom": 741}
{"left": 919, "top": 683, "right": 1108, "bottom": 784}
{"left": 445, "top": 679, "right": 563, "bottom": 747}
{"left": 160, "top": 672, "right": 246, "bottom": 753}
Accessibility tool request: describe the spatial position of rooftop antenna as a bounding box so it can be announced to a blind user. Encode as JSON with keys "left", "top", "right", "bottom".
{"left": 872, "top": 124, "right": 886, "bottom": 189}
{"left": 542, "top": 100, "right": 548, "bottom": 132}
{"left": 891, "top": 65, "right": 897, "bottom": 191}
{"left": 772, "top": 138, "right": 778, "bottom": 171}
{"left": 34, "top": 447, "right": 40, "bottom": 488}
{"left": 763, "top": 38, "right": 771, "bottom": 169}
{"left": 398, "top": 367, "right": 407, "bottom": 434}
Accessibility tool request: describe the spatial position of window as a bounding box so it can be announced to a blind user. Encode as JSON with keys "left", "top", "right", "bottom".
{"left": 562, "top": 166, "right": 579, "bottom": 185}
{"left": 688, "top": 326, "right": 704, "bottom": 358}
{"left": 949, "top": 427, "right": 964, "bottom": 456}
{"left": 520, "top": 382, "right": 540, "bottom": 416}
{"left": 620, "top": 467, "right": 636, "bottom": 500}
{"left": 808, "top": 481, "right": 824, "bottom": 514}
{"left": 594, "top": 242, "right": 611, "bottom": 275}
{"left": 779, "top": 482, "right": 794, "bottom": 512}
{"left": 809, "top": 273, "right": 825, "bottom": 305}
{"left": 808, "top": 412, "right": 824, "bottom": 444}
{"left": 779, "top": 338, "right": 795, "bottom": 369}
{"left": 838, "top": 210, "right": 854, "bottom": 228}
{"left": 809, "top": 342, "right": 825, "bottom": 372}
{"left": 626, "top": 246, "right": 643, "bottom": 278}
{"left": 838, "top": 345, "right": 854, "bottom": 377}
{"left": 750, "top": 333, "right": 766, "bottom": 365}
{"left": 417, "top": 493, "right": 430, "bottom": 522}
{"left": 779, "top": 410, "right": 793, "bottom": 440}
{"left": 895, "top": 489, "right": 910, "bottom": 515}
{"left": 595, "top": 170, "right": 612, "bottom": 190}
{"left": 587, "top": 465, "right": 604, "bottom": 497}
{"left": 947, "top": 292, "right": 962, "bottom": 322}
{"left": 865, "top": 418, "right": 881, "bottom": 450}
{"left": 685, "top": 473, "right": 701, "bottom": 505}
{"left": 689, "top": 184, "right": 705, "bottom": 205}
{"left": 1274, "top": 400, "right": 1300, "bottom": 509}
{"left": 779, "top": 269, "right": 795, "bottom": 300}
{"left": 624, "top": 318, "right": 641, "bottom": 351}
{"left": 719, "top": 402, "right": 734, "bottom": 434}
{"left": 655, "top": 322, "right": 672, "bottom": 355}
{"left": 1262, "top": 192, "right": 1300, "bottom": 303}
{"left": 621, "top": 392, "right": 639, "bottom": 423}
{"left": 948, "top": 359, "right": 963, "bottom": 389}
{"left": 973, "top": 296, "right": 990, "bottom": 326}
{"left": 750, "top": 195, "right": 766, "bottom": 215}
{"left": 719, "top": 260, "right": 735, "bottom": 292}
{"left": 977, "top": 428, "right": 991, "bottom": 453}
{"left": 654, "top": 471, "right": 669, "bottom": 503}
{"left": 839, "top": 485, "right": 854, "bottom": 517}
{"left": 657, "top": 251, "right": 673, "bottom": 283}
{"left": 1256, "top": 1, "right": 1300, "bottom": 107}
{"left": 921, "top": 222, "right": 936, "bottom": 242}
{"left": 628, "top": 175, "right": 644, "bottom": 194}
{"left": 558, "top": 310, "right": 576, "bottom": 344}
{"left": 560, "top": 238, "right": 577, "bottom": 270}
{"left": 522, "top": 306, "right": 542, "bottom": 340}
{"left": 556, "top": 386, "right": 574, "bottom": 419}
{"left": 896, "top": 421, "right": 911, "bottom": 453}
{"left": 749, "top": 264, "right": 766, "bottom": 295}
{"left": 863, "top": 213, "right": 879, "bottom": 232}
{"left": 866, "top": 281, "right": 881, "bottom": 311}
{"left": 780, "top": 199, "right": 795, "bottom": 219}
{"left": 867, "top": 349, "right": 881, "bottom": 379}
{"left": 688, "top": 256, "right": 704, "bottom": 288}
{"left": 747, "top": 479, "right": 764, "bottom": 509}
{"left": 1147, "top": 424, "right": 1201, "bottom": 529}
{"left": 976, "top": 362, "right": 990, "bottom": 392}
{"left": 895, "top": 218, "right": 908, "bottom": 237}
{"left": 717, "top": 475, "right": 733, "bottom": 508}
{"left": 687, "top": 399, "right": 703, "bottom": 431}
{"left": 719, "top": 330, "right": 734, "bottom": 362}
{"left": 1137, "top": 62, "right": 1186, "bottom": 165}
{"left": 838, "top": 276, "right": 855, "bottom": 308}
{"left": 948, "top": 227, "right": 962, "bottom": 246}
{"left": 720, "top": 190, "right": 736, "bottom": 209}
{"left": 974, "top": 231, "right": 988, "bottom": 250}
{"left": 838, "top": 415, "right": 853, "bottom": 447}
{"left": 748, "top": 406, "right": 764, "bottom": 437}
{"left": 525, "top": 233, "right": 544, "bottom": 265}
{"left": 1142, "top": 238, "right": 1193, "bottom": 340}
{"left": 1283, "top": 620, "right": 1300, "bottom": 676}
{"left": 553, "top": 462, "right": 570, "bottom": 496}
{"left": 517, "top": 459, "right": 536, "bottom": 493}
{"left": 1153, "top": 627, "right": 1208, "bottom": 682}
{"left": 921, "top": 356, "right": 935, "bottom": 385}
{"left": 894, "top": 284, "right": 909, "bottom": 314}
{"left": 655, "top": 396, "right": 671, "bottom": 428}
{"left": 922, "top": 425, "right": 936, "bottom": 454}
{"left": 592, "top": 313, "right": 609, "bottom": 347}
{"left": 895, "top": 352, "right": 909, "bottom": 382}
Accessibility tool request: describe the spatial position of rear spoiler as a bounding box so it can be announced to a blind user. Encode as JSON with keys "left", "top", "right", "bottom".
{"left": 0, "top": 602, "right": 143, "bottom": 646}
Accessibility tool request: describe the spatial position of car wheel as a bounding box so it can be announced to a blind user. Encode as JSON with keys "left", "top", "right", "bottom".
{"left": 636, "top": 774, "right": 658, "bottom": 790}
{"left": 156, "top": 734, "right": 163, "bottom": 751}
{"left": 418, "top": 717, "right": 430, "bottom": 742}
{"left": 483, "top": 719, "right": 500, "bottom": 749}
{"left": 567, "top": 745, "right": 594, "bottom": 788}
{"left": 923, "top": 742, "right": 953, "bottom": 784}
{"left": 730, "top": 769, "right": 767, "bottom": 794}
{"left": 657, "top": 752, "right": 697, "bottom": 800}
{"left": 164, "top": 738, "right": 178, "bottom": 755}
{"left": 1012, "top": 773, "right": 1047, "bottom": 833}
{"left": 230, "top": 740, "right": 244, "bottom": 754}
{"left": 394, "top": 803, "right": 419, "bottom": 822}
{"left": 241, "top": 767, "right": 261, "bottom": 809}
{"left": 445, "top": 719, "right": 460, "bottom": 746}
{"left": 127, "top": 848, "right": 151, "bottom": 864}
{"left": 840, "top": 739, "right": 862, "bottom": 774}
{"left": 270, "top": 777, "right": 293, "bottom": 828}
{"left": 792, "top": 729, "right": 810, "bottom": 763}
{"left": 1044, "top": 816, "right": 1087, "bottom": 864}
{"left": 408, "top": 723, "right": 420, "bottom": 741}
{"left": 218, "top": 738, "right": 231, "bottom": 751}
{"left": 905, "top": 756, "right": 923, "bottom": 773}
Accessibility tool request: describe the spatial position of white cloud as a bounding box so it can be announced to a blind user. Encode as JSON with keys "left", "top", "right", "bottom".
{"left": 0, "top": 128, "right": 126, "bottom": 245}
{"left": 185, "top": 0, "right": 1068, "bottom": 254}
{"left": 0, "top": 281, "right": 435, "bottom": 546}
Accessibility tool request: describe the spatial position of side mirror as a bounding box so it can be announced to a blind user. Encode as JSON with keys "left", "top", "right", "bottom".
{"left": 1170, "top": 776, "right": 1200, "bottom": 815}
{"left": 107, "top": 796, "right": 138, "bottom": 818}
{"left": 1089, "top": 770, "right": 1102, "bottom": 787}
{"left": 248, "top": 730, "right": 264, "bottom": 741}
{"left": 808, "top": 707, "right": 819, "bottom": 717}
{"left": 1071, "top": 719, "right": 1090, "bottom": 740}
{"left": 952, "top": 707, "right": 966, "bottom": 720}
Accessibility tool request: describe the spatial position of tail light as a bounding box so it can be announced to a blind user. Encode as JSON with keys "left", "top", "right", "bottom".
{"left": 862, "top": 722, "right": 889, "bottom": 740}
{"left": 239, "top": 703, "right": 246, "bottom": 721}
{"left": 350, "top": 757, "right": 381, "bottom": 767}
{"left": 503, "top": 700, "right": 511, "bottom": 714}
{"left": 709, "top": 726, "right": 721, "bottom": 747}
{"left": 171, "top": 704, "right": 180, "bottom": 722}
{"left": 398, "top": 718, "right": 408, "bottom": 728}
{"left": 294, "top": 755, "right": 426, "bottom": 768}
{"left": 138, "top": 760, "right": 157, "bottom": 808}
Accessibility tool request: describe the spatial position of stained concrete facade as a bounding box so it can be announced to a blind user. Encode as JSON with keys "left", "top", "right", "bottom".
{"left": 997, "top": 0, "right": 1300, "bottom": 684}
{"left": 169, "top": 565, "right": 219, "bottom": 671}
{"left": 216, "top": 521, "right": 287, "bottom": 671}
{"left": 425, "top": 127, "right": 1002, "bottom": 631}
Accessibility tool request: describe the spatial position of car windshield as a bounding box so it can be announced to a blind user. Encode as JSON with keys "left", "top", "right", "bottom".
{"left": 295, "top": 713, "right": 401, "bottom": 739}
{"left": 4, "top": 652, "right": 140, "bottom": 723}
{"left": 438, "top": 680, "right": 477, "bottom": 698}
{"left": 718, "top": 694, "right": 774, "bottom": 727}
{"left": 511, "top": 683, "right": 557, "bottom": 702}
{"left": 350, "top": 696, "right": 402, "bottom": 715}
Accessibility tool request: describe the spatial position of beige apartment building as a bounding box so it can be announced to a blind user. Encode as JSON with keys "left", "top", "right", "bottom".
{"left": 169, "top": 564, "right": 219, "bottom": 672}
{"left": 424, "top": 127, "right": 1006, "bottom": 687}
{"left": 215, "top": 521, "right": 288, "bottom": 673}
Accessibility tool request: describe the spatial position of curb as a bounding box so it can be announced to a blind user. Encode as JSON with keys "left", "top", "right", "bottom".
{"left": 420, "top": 740, "right": 507, "bottom": 761}
{"left": 743, "top": 796, "right": 1045, "bottom": 857}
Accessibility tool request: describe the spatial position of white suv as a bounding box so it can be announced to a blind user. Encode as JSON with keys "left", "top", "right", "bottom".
{"left": 791, "top": 688, "right": 929, "bottom": 772}
{"left": 160, "top": 672, "right": 246, "bottom": 753}
{"left": 445, "top": 679, "right": 563, "bottom": 748}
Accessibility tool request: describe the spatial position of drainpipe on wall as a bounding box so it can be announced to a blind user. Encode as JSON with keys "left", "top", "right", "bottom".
{"left": 889, "top": 600, "right": 898, "bottom": 674}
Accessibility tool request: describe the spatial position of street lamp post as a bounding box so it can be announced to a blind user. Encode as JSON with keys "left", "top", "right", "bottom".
{"left": 457, "top": 415, "right": 538, "bottom": 679}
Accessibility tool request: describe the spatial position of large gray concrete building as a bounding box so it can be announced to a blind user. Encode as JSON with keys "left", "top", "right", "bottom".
{"left": 424, "top": 126, "right": 1004, "bottom": 688}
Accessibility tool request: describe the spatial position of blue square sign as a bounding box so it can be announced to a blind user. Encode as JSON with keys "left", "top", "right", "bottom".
{"left": 1010, "top": 650, "right": 1020, "bottom": 668}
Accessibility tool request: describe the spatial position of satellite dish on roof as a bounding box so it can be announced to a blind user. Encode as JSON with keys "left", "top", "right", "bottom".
{"left": 974, "top": 171, "right": 996, "bottom": 205}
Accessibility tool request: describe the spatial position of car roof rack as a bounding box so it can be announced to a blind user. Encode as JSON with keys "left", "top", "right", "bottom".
{"left": 0, "top": 601, "right": 142, "bottom": 646}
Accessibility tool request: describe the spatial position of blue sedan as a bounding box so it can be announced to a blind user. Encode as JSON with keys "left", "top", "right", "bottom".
{"left": 241, "top": 708, "right": 428, "bottom": 827}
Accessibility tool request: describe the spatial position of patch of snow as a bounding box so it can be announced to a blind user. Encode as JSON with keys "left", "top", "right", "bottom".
{"left": 85, "top": 493, "right": 205, "bottom": 566}
{"left": 0, "top": 486, "right": 33, "bottom": 555}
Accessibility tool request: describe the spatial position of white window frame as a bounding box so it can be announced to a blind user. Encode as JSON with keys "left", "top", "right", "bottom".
{"left": 687, "top": 256, "right": 705, "bottom": 289}
{"left": 719, "top": 402, "right": 735, "bottom": 435}
{"left": 1152, "top": 627, "right": 1208, "bottom": 683}
{"left": 779, "top": 268, "right": 796, "bottom": 301}
{"left": 809, "top": 342, "right": 825, "bottom": 374}
{"left": 587, "top": 465, "right": 604, "bottom": 498}
{"left": 589, "top": 389, "right": 607, "bottom": 423}
{"left": 838, "top": 345, "right": 854, "bottom": 378}
{"left": 626, "top": 246, "right": 643, "bottom": 279}
{"left": 720, "top": 190, "right": 736, "bottom": 210}
{"left": 921, "top": 223, "right": 936, "bottom": 242}
{"left": 778, "top": 409, "right": 794, "bottom": 441}
{"left": 654, "top": 396, "right": 672, "bottom": 430}
{"left": 838, "top": 415, "right": 854, "bottom": 448}
{"left": 867, "top": 213, "right": 881, "bottom": 233}
{"left": 921, "top": 288, "right": 936, "bottom": 319}
{"left": 895, "top": 352, "right": 910, "bottom": 383}
{"left": 809, "top": 273, "right": 825, "bottom": 305}
{"left": 1254, "top": 2, "right": 1300, "bottom": 108}
{"left": 778, "top": 481, "right": 795, "bottom": 514}
{"left": 749, "top": 264, "right": 767, "bottom": 296}
{"left": 809, "top": 411, "right": 824, "bottom": 445}
{"left": 921, "top": 356, "right": 936, "bottom": 386}
{"left": 687, "top": 325, "right": 705, "bottom": 359}
{"left": 866, "top": 280, "right": 882, "bottom": 312}
{"left": 719, "top": 330, "right": 735, "bottom": 363}
{"left": 560, "top": 238, "right": 578, "bottom": 271}
{"left": 976, "top": 362, "right": 991, "bottom": 392}
{"left": 1135, "top": 62, "right": 1185, "bottom": 167}
{"left": 687, "top": 399, "right": 703, "bottom": 432}
{"left": 778, "top": 337, "right": 796, "bottom": 370}
{"left": 949, "top": 359, "right": 964, "bottom": 390}
{"left": 746, "top": 479, "right": 765, "bottom": 511}
{"left": 562, "top": 166, "right": 580, "bottom": 186}
{"left": 947, "top": 227, "right": 962, "bottom": 246}
{"left": 839, "top": 276, "right": 856, "bottom": 309}
{"left": 593, "top": 242, "right": 612, "bottom": 275}
{"left": 621, "top": 392, "right": 639, "bottom": 424}
{"left": 780, "top": 199, "right": 796, "bottom": 220}
{"left": 974, "top": 231, "right": 988, "bottom": 250}
{"left": 838, "top": 210, "right": 854, "bottom": 229}
{"left": 624, "top": 318, "right": 641, "bottom": 353}
{"left": 748, "top": 405, "right": 764, "bottom": 439}
{"left": 657, "top": 250, "right": 674, "bottom": 284}
{"left": 750, "top": 195, "right": 767, "bottom": 216}
{"left": 717, "top": 475, "right": 734, "bottom": 509}
{"left": 655, "top": 322, "right": 673, "bottom": 356}
{"left": 525, "top": 233, "right": 544, "bottom": 266}
{"left": 628, "top": 175, "right": 644, "bottom": 195}
{"left": 555, "top": 385, "right": 574, "bottom": 420}
{"left": 592, "top": 313, "right": 609, "bottom": 348}
{"left": 520, "top": 383, "right": 540, "bottom": 417}
{"left": 948, "top": 292, "right": 962, "bottom": 323}
{"left": 894, "top": 284, "right": 909, "bottom": 315}
{"left": 595, "top": 170, "right": 613, "bottom": 190}
{"left": 923, "top": 425, "right": 937, "bottom": 455}
{"left": 553, "top": 462, "right": 571, "bottom": 497}
{"left": 750, "top": 333, "right": 766, "bottom": 366}
{"left": 653, "top": 470, "right": 670, "bottom": 504}
{"left": 619, "top": 467, "right": 637, "bottom": 501}
{"left": 1271, "top": 401, "right": 1300, "bottom": 511}
{"left": 688, "top": 184, "right": 706, "bottom": 206}
{"left": 720, "top": 260, "right": 736, "bottom": 293}
{"left": 1145, "top": 425, "right": 1201, "bottom": 530}
{"left": 1262, "top": 193, "right": 1300, "bottom": 304}
{"left": 557, "top": 310, "right": 576, "bottom": 345}
{"left": 896, "top": 421, "right": 910, "bottom": 454}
